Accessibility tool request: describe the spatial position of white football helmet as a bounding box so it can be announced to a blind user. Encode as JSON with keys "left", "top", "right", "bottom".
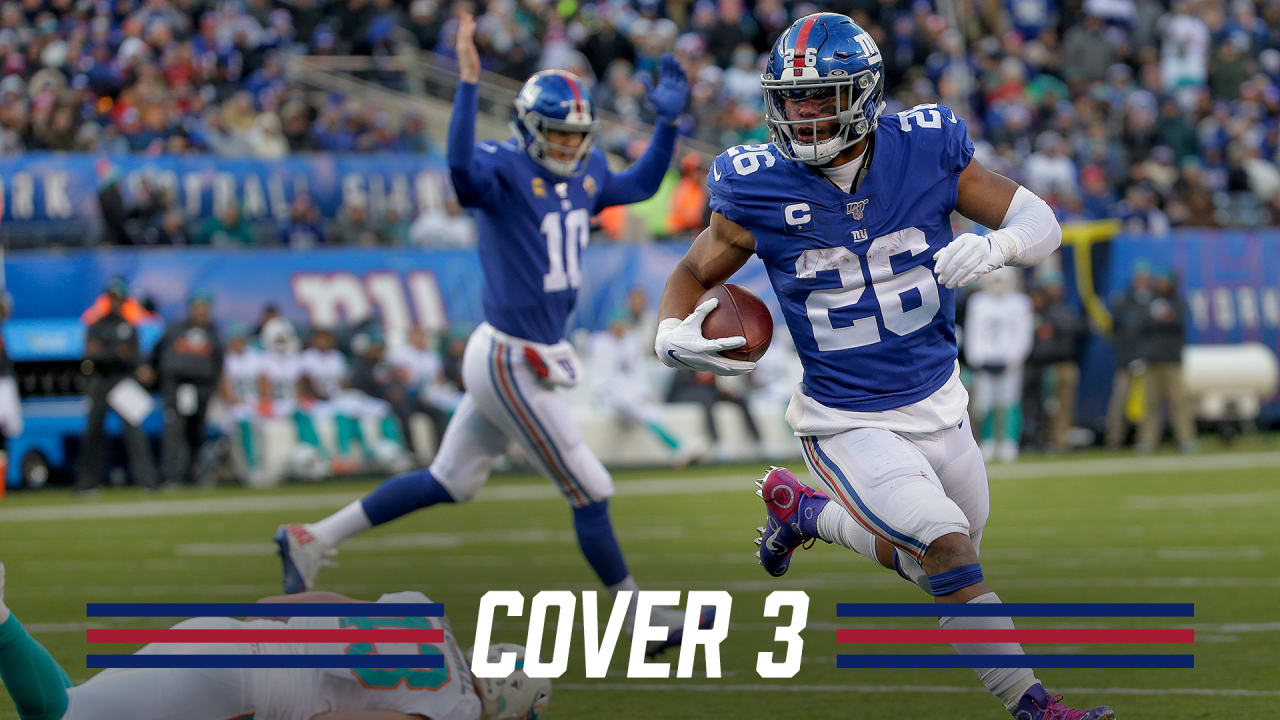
{"left": 468, "top": 643, "right": 552, "bottom": 720}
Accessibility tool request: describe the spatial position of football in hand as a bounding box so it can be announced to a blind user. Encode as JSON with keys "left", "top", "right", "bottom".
{"left": 697, "top": 284, "right": 773, "bottom": 362}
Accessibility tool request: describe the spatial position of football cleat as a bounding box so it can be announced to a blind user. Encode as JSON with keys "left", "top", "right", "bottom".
{"left": 645, "top": 606, "right": 718, "bottom": 658}
{"left": 274, "top": 524, "right": 337, "bottom": 594}
{"left": 1012, "top": 684, "right": 1116, "bottom": 720}
{"left": 754, "top": 466, "right": 828, "bottom": 577}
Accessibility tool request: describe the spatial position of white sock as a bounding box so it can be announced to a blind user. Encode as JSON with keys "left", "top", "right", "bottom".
{"left": 816, "top": 502, "right": 877, "bottom": 560}
{"left": 308, "top": 500, "right": 373, "bottom": 547}
{"left": 608, "top": 576, "right": 640, "bottom": 633}
{"left": 942, "top": 591, "right": 1039, "bottom": 710}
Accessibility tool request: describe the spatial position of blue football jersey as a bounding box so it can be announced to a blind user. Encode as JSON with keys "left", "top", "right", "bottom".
{"left": 708, "top": 104, "right": 975, "bottom": 412}
{"left": 460, "top": 140, "right": 615, "bottom": 345}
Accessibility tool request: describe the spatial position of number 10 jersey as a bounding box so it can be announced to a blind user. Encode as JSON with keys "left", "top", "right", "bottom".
{"left": 707, "top": 104, "right": 975, "bottom": 425}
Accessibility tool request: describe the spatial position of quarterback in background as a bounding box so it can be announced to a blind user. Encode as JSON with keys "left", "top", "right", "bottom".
{"left": 278, "top": 14, "right": 709, "bottom": 651}
{"left": 0, "top": 561, "right": 548, "bottom": 720}
{"left": 655, "top": 13, "right": 1114, "bottom": 720}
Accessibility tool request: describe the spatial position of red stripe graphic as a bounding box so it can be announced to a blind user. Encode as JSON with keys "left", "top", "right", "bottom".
{"left": 836, "top": 629, "right": 1194, "bottom": 644}
{"left": 88, "top": 629, "right": 445, "bottom": 644}
{"left": 793, "top": 16, "right": 819, "bottom": 68}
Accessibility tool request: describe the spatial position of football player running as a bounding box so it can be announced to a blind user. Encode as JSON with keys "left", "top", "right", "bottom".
{"left": 0, "top": 561, "right": 548, "bottom": 720}
{"left": 278, "top": 14, "right": 710, "bottom": 652}
{"left": 655, "top": 13, "right": 1113, "bottom": 720}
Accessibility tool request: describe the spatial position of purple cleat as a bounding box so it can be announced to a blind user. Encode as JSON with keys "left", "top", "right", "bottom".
{"left": 754, "top": 466, "right": 828, "bottom": 577}
{"left": 1012, "top": 684, "right": 1116, "bottom": 720}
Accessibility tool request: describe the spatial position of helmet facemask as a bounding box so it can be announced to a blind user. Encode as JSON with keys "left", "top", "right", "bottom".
{"left": 762, "top": 68, "right": 883, "bottom": 165}
{"left": 517, "top": 111, "right": 598, "bottom": 177}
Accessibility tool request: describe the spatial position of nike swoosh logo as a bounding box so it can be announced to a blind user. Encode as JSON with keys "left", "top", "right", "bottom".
{"left": 713, "top": 165, "right": 722, "bottom": 181}
{"left": 947, "top": 110, "right": 958, "bottom": 123}
{"left": 765, "top": 526, "right": 789, "bottom": 555}
{"left": 479, "top": 143, "right": 498, "bottom": 154}
{"left": 666, "top": 350, "right": 695, "bottom": 369}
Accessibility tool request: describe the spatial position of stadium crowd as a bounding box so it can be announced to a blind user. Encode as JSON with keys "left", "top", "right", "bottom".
{"left": 0, "top": 0, "right": 1276, "bottom": 236}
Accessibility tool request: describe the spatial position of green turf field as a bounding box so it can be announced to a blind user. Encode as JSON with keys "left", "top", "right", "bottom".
{"left": 2, "top": 447, "right": 1278, "bottom": 719}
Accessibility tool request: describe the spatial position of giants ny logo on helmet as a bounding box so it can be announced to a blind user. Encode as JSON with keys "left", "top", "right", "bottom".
{"left": 513, "top": 70, "right": 599, "bottom": 177}
{"left": 761, "top": 13, "right": 886, "bottom": 165}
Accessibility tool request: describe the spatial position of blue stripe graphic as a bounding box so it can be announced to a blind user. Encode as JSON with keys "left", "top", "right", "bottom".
{"left": 808, "top": 437, "right": 929, "bottom": 553}
{"left": 836, "top": 654, "right": 1195, "bottom": 669}
{"left": 88, "top": 654, "right": 445, "bottom": 669}
{"left": 836, "top": 603, "right": 1195, "bottom": 618}
{"left": 502, "top": 346, "right": 589, "bottom": 503}
{"left": 87, "top": 603, "right": 444, "bottom": 618}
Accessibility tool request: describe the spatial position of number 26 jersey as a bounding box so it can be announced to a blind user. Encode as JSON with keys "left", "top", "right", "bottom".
{"left": 707, "top": 104, "right": 975, "bottom": 420}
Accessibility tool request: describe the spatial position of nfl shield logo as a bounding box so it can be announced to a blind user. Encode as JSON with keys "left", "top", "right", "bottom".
{"left": 846, "top": 199, "right": 869, "bottom": 220}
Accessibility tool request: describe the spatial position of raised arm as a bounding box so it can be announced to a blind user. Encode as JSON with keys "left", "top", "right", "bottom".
{"left": 595, "top": 55, "right": 687, "bottom": 208}
{"left": 446, "top": 13, "right": 494, "bottom": 206}
{"left": 653, "top": 211, "right": 758, "bottom": 375}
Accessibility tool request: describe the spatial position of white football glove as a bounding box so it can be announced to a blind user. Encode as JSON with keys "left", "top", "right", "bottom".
{"left": 933, "top": 232, "right": 1006, "bottom": 289}
{"left": 655, "top": 298, "right": 757, "bottom": 376}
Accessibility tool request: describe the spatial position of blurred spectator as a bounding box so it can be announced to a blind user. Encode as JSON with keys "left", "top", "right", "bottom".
{"left": 1138, "top": 271, "right": 1196, "bottom": 452}
{"left": 1105, "top": 265, "right": 1155, "bottom": 448}
{"left": 665, "top": 368, "right": 762, "bottom": 461}
{"left": 278, "top": 193, "right": 327, "bottom": 248}
{"left": 77, "top": 279, "right": 158, "bottom": 493}
{"left": 1118, "top": 184, "right": 1172, "bottom": 234}
{"left": 299, "top": 327, "right": 364, "bottom": 472}
{"left": 964, "top": 268, "right": 1034, "bottom": 463}
{"left": 387, "top": 326, "right": 453, "bottom": 458}
{"left": 0, "top": 293, "right": 18, "bottom": 485}
{"left": 346, "top": 328, "right": 413, "bottom": 470}
{"left": 149, "top": 209, "right": 193, "bottom": 245}
{"left": 219, "top": 325, "right": 264, "bottom": 478}
{"left": 409, "top": 199, "right": 476, "bottom": 248}
{"left": 95, "top": 166, "right": 168, "bottom": 246}
{"left": 667, "top": 153, "right": 710, "bottom": 235}
{"left": 1026, "top": 276, "right": 1086, "bottom": 452}
{"left": 332, "top": 200, "right": 386, "bottom": 246}
{"left": 590, "top": 312, "right": 705, "bottom": 467}
{"left": 81, "top": 281, "right": 156, "bottom": 327}
{"left": 441, "top": 328, "right": 469, "bottom": 392}
{"left": 195, "top": 203, "right": 254, "bottom": 246}
{"left": 148, "top": 290, "right": 224, "bottom": 486}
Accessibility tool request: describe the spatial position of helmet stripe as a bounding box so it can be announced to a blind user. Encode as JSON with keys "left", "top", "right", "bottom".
{"left": 561, "top": 73, "right": 585, "bottom": 116}
{"left": 793, "top": 15, "right": 819, "bottom": 68}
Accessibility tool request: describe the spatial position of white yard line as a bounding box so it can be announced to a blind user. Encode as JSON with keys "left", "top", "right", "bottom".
{"left": 4, "top": 449, "right": 1280, "bottom": 524}
{"left": 555, "top": 682, "right": 1280, "bottom": 697}
{"left": 173, "top": 526, "right": 687, "bottom": 557}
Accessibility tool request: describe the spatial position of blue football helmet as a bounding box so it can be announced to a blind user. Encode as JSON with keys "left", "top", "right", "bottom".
{"left": 761, "top": 13, "right": 886, "bottom": 165}
{"left": 513, "top": 69, "right": 599, "bottom": 177}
